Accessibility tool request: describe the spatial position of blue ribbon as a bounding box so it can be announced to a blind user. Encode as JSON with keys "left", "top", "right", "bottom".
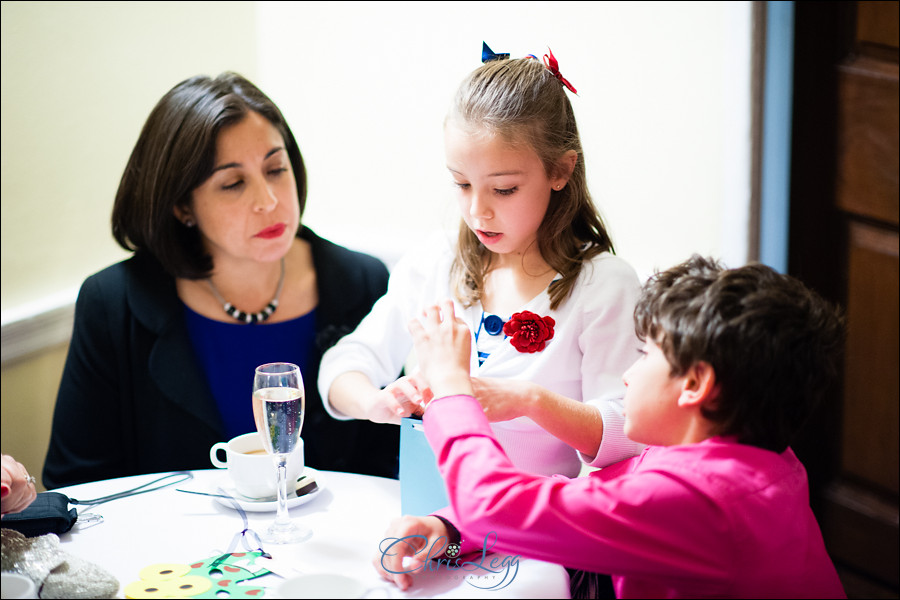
{"left": 482, "top": 41, "right": 510, "bottom": 63}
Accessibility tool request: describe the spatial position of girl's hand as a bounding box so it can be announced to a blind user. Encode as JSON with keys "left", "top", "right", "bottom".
{"left": 470, "top": 376, "right": 540, "bottom": 422}
{"left": 370, "top": 374, "right": 433, "bottom": 423}
{"left": 373, "top": 515, "right": 452, "bottom": 591}
{"left": 328, "top": 371, "right": 431, "bottom": 425}
{"left": 408, "top": 300, "right": 474, "bottom": 401}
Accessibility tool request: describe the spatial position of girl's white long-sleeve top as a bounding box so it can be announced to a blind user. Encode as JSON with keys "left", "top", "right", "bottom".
{"left": 317, "top": 231, "right": 645, "bottom": 477}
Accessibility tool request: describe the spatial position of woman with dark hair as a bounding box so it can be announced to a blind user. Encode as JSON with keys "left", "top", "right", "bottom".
{"left": 43, "top": 72, "right": 397, "bottom": 489}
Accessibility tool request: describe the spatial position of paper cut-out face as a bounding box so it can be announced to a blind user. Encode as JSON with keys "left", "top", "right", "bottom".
{"left": 125, "top": 552, "right": 271, "bottom": 598}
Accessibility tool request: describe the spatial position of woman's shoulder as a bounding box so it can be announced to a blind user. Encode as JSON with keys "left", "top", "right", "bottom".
{"left": 302, "top": 227, "right": 388, "bottom": 278}
{"left": 80, "top": 253, "right": 163, "bottom": 295}
{"left": 76, "top": 253, "right": 179, "bottom": 330}
{"left": 301, "top": 228, "right": 391, "bottom": 308}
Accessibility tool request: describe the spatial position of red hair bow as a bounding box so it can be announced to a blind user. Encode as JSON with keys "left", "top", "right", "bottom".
{"left": 542, "top": 48, "right": 577, "bottom": 95}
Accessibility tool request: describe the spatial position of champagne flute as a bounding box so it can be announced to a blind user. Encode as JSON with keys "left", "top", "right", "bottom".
{"left": 252, "top": 362, "right": 311, "bottom": 543}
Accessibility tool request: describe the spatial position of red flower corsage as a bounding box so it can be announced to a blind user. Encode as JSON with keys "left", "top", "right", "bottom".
{"left": 503, "top": 311, "right": 555, "bottom": 353}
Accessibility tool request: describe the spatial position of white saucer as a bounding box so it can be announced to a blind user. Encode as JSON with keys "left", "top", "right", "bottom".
{"left": 214, "top": 468, "right": 322, "bottom": 513}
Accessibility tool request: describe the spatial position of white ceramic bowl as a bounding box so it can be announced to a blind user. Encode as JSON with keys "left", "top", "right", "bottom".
{"left": 1, "top": 573, "right": 37, "bottom": 599}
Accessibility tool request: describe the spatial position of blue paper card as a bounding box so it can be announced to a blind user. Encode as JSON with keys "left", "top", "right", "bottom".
{"left": 399, "top": 417, "right": 449, "bottom": 516}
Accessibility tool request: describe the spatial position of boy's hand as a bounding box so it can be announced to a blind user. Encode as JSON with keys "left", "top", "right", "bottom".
{"left": 408, "top": 299, "right": 474, "bottom": 401}
{"left": 373, "top": 515, "right": 452, "bottom": 591}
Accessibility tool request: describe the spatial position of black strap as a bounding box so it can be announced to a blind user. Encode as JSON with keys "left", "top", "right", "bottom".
{"left": 66, "top": 471, "right": 194, "bottom": 507}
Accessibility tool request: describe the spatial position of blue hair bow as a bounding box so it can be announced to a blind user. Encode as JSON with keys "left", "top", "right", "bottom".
{"left": 482, "top": 42, "right": 510, "bottom": 63}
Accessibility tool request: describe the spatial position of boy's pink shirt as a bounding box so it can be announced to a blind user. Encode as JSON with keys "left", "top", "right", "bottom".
{"left": 426, "top": 395, "right": 846, "bottom": 599}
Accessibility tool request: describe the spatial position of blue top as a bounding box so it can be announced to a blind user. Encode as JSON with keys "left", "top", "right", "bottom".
{"left": 184, "top": 306, "right": 317, "bottom": 439}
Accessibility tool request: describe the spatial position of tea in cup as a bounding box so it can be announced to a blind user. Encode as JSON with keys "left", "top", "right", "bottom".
{"left": 209, "top": 432, "right": 303, "bottom": 499}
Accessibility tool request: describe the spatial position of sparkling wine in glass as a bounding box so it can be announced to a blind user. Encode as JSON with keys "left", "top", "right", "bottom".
{"left": 252, "top": 362, "right": 311, "bottom": 543}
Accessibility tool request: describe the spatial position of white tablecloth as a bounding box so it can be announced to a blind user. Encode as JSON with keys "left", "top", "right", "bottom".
{"left": 50, "top": 469, "right": 570, "bottom": 598}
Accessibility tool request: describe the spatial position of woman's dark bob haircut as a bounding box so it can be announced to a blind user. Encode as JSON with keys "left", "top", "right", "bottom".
{"left": 111, "top": 72, "right": 307, "bottom": 279}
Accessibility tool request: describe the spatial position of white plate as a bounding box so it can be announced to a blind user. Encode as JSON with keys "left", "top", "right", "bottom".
{"left": 213, "top": 468, "right": 322, "bottom": 513}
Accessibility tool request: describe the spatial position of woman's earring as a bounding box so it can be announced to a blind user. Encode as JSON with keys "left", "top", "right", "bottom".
{"left": 184, "top": 218, "right": 196, "bottom": 228}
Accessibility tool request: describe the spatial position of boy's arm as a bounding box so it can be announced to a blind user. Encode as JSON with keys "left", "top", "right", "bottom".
{"left": 424, "top": 395, "right": 733, "bottom": 583}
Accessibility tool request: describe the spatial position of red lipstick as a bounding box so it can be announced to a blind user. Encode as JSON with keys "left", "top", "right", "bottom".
{"left": 254, "top": 223, "right": 286, "bottom": 239}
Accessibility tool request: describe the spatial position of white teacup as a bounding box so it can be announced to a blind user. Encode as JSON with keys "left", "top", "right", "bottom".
{"left": 210, "top": 432, "right": 304, "bottom": 500}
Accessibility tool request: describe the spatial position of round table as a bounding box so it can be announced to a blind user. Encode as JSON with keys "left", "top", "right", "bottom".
{"left": 49, "top": 469, "right": 570, "bottom": 598}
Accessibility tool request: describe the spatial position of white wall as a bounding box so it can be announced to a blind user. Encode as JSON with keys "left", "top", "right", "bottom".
{"left": 1, "top": 0, "right": 751, "bottom": 322}
{"left": 1, "top": 0, "right": 257, "bottom": 319}
{"left": 258, "top": 0, "right": 752, "bottom": 280}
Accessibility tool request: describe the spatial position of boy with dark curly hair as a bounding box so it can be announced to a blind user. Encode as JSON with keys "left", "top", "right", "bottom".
{"left": 378, "top": 255, "right": 846, "bottom": 599}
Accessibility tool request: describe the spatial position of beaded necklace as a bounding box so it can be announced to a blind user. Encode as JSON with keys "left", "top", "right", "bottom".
{"left": 207, "top": 258, "right": 285, "bottom": 324}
